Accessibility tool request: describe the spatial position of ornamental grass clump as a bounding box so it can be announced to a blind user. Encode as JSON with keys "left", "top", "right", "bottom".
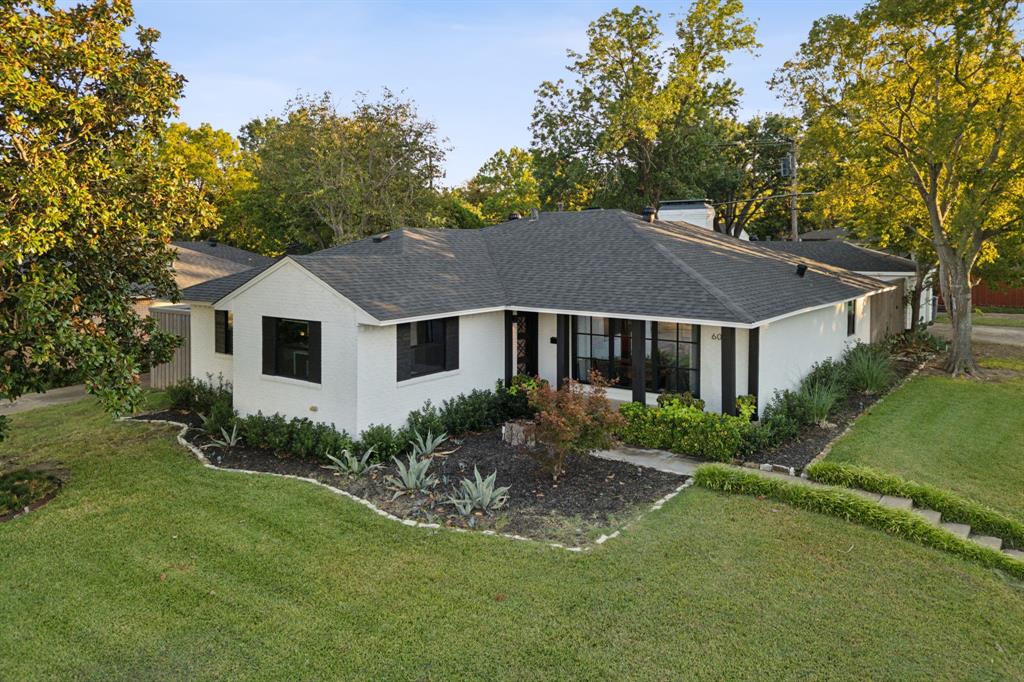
{"left": 526, "top": 371, "right": 624, "bottom": 480}
{"left": 844, "top": 343, "right": 896, "bottom": 394}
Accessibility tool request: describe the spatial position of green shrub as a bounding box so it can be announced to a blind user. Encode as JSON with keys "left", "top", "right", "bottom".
{"left": 798, "top": 380, "right": 844, "bottom": 425}
{"left": 656, "top": 391, "right": 704, "bottom": 410}
{"left": 844, "top": 343, "right": 896, "bottom": 394}
{"left": 736, "top": 394, "right": 757, "bottom": 420}
{"left": 802, "top": 359, "right": 846, "bottom": 393}
{"left": 405, "top": 401, "right": 445, "bottom": 439}
{"left": 806, "top": 462, "right": 1024, "bottom": 550}
{"left": 693, "top": 464, "right": 1024, "bottom": 579}
{"left": 167, "top": 374, "right": 231, "bottom": 414}
{"left": 359, "top": 423, "right": 404, "bottom": 461}
{"left": 618, "top": 395, "right": 751, "bottom": 462}
{"left": 202, "top": 395, "right": 237, "bottom": 435}
{"left": 499, "top": 375, "right": 541, "bottom": 420}
{"left": 440, "top": 389, "right": 501, "bottom": 434}
{"left": 236, "top": 412, "right": 354, "bottom": 460}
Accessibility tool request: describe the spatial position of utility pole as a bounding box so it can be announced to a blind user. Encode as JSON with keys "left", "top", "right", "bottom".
{"left": 789, "top": 138, "right": 799, "bottom": 241}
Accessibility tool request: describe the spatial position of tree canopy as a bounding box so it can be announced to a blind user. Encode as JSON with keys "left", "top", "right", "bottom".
{"left": 775, "top": 0, "right": 1024, "bottom": 373}
{"left": 462, "top": 147, "right": 540, "bottom": 223}
{"left": 0, "top": 0, "right": 208, "bottom": 435}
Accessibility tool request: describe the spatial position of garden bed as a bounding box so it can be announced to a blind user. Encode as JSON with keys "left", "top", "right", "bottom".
{"left": 0, "top": 464, "right": 67, "bottom": 522}
{"left": 144, "top": 414, "right": 685, "bottom": 545}
{"left": 743, "top": 356, "right": 920, "bottom": 470}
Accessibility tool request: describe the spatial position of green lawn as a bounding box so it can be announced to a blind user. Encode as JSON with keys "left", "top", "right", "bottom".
{"left": 936, "top": 313, "right": 1024, "bottom": 328}
{"left": 2, "top": 399, "right": 1024, "bottom": 679}
{"left": 827, "top": 376, "right": 1024, "bottom": 523}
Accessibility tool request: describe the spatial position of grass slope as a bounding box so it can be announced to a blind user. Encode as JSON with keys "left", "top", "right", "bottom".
{"left": 2, "top": 399, "right": 1024, "bottom": 679}
{"left": 828, "top": 376, "right": 1024, "bottom": 523}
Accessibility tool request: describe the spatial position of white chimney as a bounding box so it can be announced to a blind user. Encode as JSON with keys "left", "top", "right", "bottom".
{"left": 658, "top": 199, "right": 748, "bottom": 240}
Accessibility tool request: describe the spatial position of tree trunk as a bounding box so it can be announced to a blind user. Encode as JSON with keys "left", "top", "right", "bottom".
{"left": 936, "top": 253, "right": 978, "bottom": 375}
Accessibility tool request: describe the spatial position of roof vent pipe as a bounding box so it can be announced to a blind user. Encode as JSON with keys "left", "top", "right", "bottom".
{"left": 373, "top": 233, "right": 390, "bottom": 243}
{"left": 796, "top": 264, "right": 808, "bottom": 278}
{"left": 508, "top": 212, "right": 522, "bottom": 221}
{"left": 642, "top": 206, "right": 657, "bottom": 223}
{"left": 529, "top": 208, "right": 540, "bottom": 221}
{"left": 207, "top": 237, "right": 218, "bottom": 247}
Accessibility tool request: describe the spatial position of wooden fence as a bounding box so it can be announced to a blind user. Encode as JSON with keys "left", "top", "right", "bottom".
{"left": 149, "top": 305, "right": 191, "bottom": 389}
{"left": 870, "top": 279, "right": 905, "bottom": 343}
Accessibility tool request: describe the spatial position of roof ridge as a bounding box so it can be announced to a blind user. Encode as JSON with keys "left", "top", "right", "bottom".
{"left": 478, "top": 227, "right": 513, "bottom": 308}
{"left": 627, "top": 216, "right": 756, "bottom": 324}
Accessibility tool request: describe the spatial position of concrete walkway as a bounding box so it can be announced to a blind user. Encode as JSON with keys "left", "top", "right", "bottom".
{"left": 592, "top": 445, "right": 1024, "bottom": 561}
{"left": 0, "top": 384, "right": 90, "bottom": 416}
{"left": 931, "top": 321, "right": 1024, "bottom": 347}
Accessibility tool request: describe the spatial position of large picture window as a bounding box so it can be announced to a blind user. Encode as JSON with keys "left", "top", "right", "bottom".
{"left": 573, "top": 316, "right": 699, "bottom": 395}
{"left": 397, "top": 316, "right": 459, "bottom": 381}
{"left": 214, "top": 310, "right": 233, "bottom": 355}
{"left": 262, "top": 316, "right": 321, "bottom": 383}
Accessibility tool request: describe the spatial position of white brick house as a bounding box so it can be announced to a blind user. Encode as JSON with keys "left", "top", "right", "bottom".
{"left": 182, "top": 210, "right": 886, "bottom": 435}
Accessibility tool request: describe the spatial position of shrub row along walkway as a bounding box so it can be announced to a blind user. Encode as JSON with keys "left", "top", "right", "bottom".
{"left": 593, "top": 447, "right": 1024, "bottom": 562}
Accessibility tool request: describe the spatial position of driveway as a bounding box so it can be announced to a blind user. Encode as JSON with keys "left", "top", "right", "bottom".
{"left": 931, "top": 322, "right": 1024, "bottom": 347}
{"left": 0, "top": 384, "right": 91, "bottom": 416}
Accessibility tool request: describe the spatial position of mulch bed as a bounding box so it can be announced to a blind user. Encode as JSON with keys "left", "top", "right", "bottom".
{"left": 743, "top": 356, "right": 921, "bottom": 470}
{"left": 150, "top": 416, "right": 684, "bottom": 544}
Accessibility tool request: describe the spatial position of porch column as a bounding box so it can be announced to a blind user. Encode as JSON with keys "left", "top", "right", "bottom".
{"left": 504, "top": 310, "right": 514, "bottom": 385}
{"left": 721, "top": 327, "right": 736, "bottom": 415}
{"left": 556, "top": 314, "right": 570, "bottom": 388}
{"left": 631, "top": 319, "right": 646, "bottom": 404}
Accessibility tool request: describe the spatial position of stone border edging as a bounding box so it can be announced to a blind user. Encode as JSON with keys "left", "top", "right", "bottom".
{"left": 120, "top": 415, "right": 691, "bottom": 554}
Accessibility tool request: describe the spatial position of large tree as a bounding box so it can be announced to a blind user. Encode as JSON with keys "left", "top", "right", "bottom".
{"left": 0, "top": 0, "right": 209, "bottom": 438}
{"left": 774, "top": 0, "right": 1024, "bottom": 374}
{"left": 462, "top": 147, "right": 540, "bottom": 223}
{"left": 530, "top": 0, "right": 758, "bottom": 211}
{"left": 156, "top": 122, "right": 257, "bottom": 247}
{"left": 241, "top": 90, "right": 448, "bottom": 251}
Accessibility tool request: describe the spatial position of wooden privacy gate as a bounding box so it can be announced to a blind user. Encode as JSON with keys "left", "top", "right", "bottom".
{"left": 870, "top": 279, "right": 905, "bottom": 343}
{"left": 149, "top": 305, "right": 191, "bottom": 389}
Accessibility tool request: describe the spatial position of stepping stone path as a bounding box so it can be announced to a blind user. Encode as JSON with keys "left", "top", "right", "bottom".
{"left": 591, "top": 447, "right": 1023, "bottom": 563}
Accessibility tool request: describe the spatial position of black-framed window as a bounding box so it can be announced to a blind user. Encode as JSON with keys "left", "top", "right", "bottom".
{"left": 397, "top": 317, "right": 459, "bottom": 381}
{"left": 847, "top": 300, "right": 856, "bottom": 336}
{"left": 262, "top": 316, "right": 321, "bottom": 383}
{"left": 572, "top": 316, "right": 699, "bottom": 395}
{"left": 215, "top": 310, "right": 233, "bottom": 355}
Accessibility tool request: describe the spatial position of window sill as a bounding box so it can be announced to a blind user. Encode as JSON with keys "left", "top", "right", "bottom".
{"left": 214, "top": 352, "right": 234, "bottom": 358}
{"left": 398, "top": 369, "right": 461, "bottom": 386}
{"left": 260, "top": 373, "right": 322, "bottom": 389}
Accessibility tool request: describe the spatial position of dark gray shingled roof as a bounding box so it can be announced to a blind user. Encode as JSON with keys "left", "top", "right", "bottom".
{"left": 756, "top": 240, "right": 916, "bottom": 274}
{"left": 181, "top": 210, "right": 890, "bottom": 325}
{"left": 172, "top": 241, "right": 275, "bottom": 268}
{"left": 177, "top": 264, "right": 272, "bottom": 303}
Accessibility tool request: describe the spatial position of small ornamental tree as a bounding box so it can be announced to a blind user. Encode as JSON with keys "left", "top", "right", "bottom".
{"left": 526, "top": 371, "right": 624, "bottom": 480}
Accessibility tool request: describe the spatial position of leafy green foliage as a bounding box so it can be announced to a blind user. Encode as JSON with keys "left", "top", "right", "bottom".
{"left": 619, "top": 396, "right": 751, "bottom": 462}
{"left": 238, "top": 90, "right": 448, "bottom": 251}
{"left": 843, "top": 343, "right": 896, "bottom": 395}
{"left": 449, "top": 467, "right": 510, "bottom": 515}
{"left": 798, "top": 380, "right": 844, "bottom": 426}
{"left": 693, "top": 464, "right": 1024, "bottom": 579}
{"left": 0, "top": 1, "right": 205, "bottom": 427}
{"left": 387, "top": 453, "right": 438, "bottom": 494}
{"left": 0, "top": 468, "right": 60, "bottom": 517}
{"left": 167, "top": 375, "right": 232, "bottom": 414}
{"left": 237, "top": 412, "right": 354, "bottom": 460}
{"left": 527, "top": 372, "right": 624, "bottom": 478}
{"left": 323, "top": 448, "right": 380, "bottom": 477}
{"left": 358, "top": 424, "right": 404, "bottom": 462}
{"left": 774, "top": 0, "right": 1024, "bottom": 373}
{"left": 462, "top": 147, "right": 540, "bottom": 223}
{"left": 806, "top": 462, "right": 1024, "bottom": 550}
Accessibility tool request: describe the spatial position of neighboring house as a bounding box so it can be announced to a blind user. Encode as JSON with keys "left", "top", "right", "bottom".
{"left": 756, "top": 240, "right": 935, "bottom": 336}
{"left": 141, "top": 240, "right": 274, "bottom": 388}
{"left": 181, "top": 210, "right": 892, "bottom": 435}
{"left": 658, "top": 199, "right": 750, "bottom": 241}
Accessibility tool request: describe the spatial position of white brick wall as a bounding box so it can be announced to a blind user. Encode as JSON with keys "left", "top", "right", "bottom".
{"left": 757, "top": 297, "right": 871, "bottom": 413}
{"left": 189, "top": 304, "right": 234, "bottom": 386}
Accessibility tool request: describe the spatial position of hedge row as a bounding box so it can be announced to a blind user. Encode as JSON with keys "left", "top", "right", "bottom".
{"left": 618, "top": 394, "right": 755, "bottom": 462}
{"left": 806, "top": 461, "right": 1024, "bottom": 550}
{"left": 692, "top": 464, "right": 1024, "bottom": 580}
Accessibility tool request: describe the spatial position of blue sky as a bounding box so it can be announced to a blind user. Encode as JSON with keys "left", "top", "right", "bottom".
{"left": 134, "top": 0, "right": 862, "bottom": 185}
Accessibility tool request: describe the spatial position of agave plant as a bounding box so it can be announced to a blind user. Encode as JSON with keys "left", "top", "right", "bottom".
{"left": 449, "top": 467, "right": 510, "bottom": 515}
{"left": 322, "top": 447, "right": 380, "bottom": 476}
{"left": 208, "top": 424, "right": 241, "bottom": 450}
{"left": 386, "top": 452, "right": 438, "bottom": 494}
{"left": 409, "top": 429, "right": 448, "bottom": 459}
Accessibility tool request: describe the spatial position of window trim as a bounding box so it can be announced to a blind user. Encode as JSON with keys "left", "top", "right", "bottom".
{"left": 261, "top": 316, "right": 321, "bottom": 384}
{"left": 396, "top": 316, "right": 459, "bottom": 382}
{"left": 571, "top": 316, "right": 700, "bottom": 396}
{"left": 214, "top": 310, "right": 233, "bottom": 355}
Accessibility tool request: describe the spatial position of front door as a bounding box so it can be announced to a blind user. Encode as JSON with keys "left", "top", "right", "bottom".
{"left": 513, "top": 312, "right": 538, "bottom": 377}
